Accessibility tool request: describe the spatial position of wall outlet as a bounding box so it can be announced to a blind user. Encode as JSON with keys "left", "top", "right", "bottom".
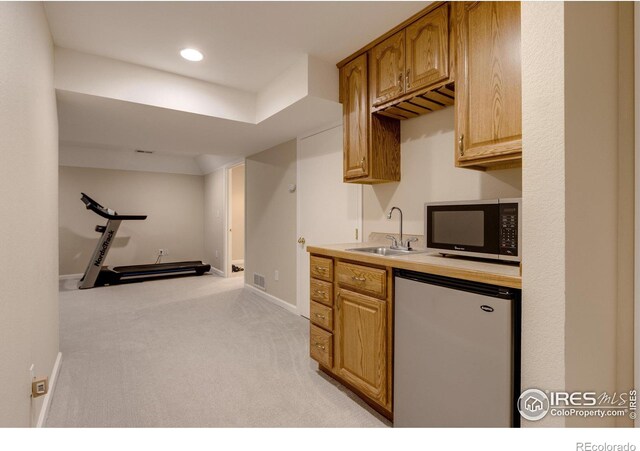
{"left": 32, "top": 377, "right": 48, "bottom": 398}
{"left": 274, "top": 270, "right": 279, "bottom": 281}
{"left": 158, "top": 249, "right": 168, "bottom": 256}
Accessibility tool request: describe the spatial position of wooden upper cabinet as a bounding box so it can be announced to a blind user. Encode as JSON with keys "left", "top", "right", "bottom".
{"left": 405, "top": 4, "right": 450, "bottom": 93}
{"left": 370, "top": 31, "right": 405, "bottom": 107}
{"left": 341, "top": 53, "right": 401, "bottom": 184}
{"left": 341, "top": 54, "right": 369, "bottom": 180}
{"left": 455, "top": 1, "right": 522, "bottom": 168}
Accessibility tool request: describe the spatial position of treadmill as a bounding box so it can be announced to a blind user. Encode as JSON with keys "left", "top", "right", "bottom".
{"left": 78, "top": 193, "right": 211, "bottom": 289}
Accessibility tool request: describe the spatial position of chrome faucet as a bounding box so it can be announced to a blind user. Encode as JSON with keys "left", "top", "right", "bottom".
{"left": 386, "top": 207, "right": 418, "bottom": 250}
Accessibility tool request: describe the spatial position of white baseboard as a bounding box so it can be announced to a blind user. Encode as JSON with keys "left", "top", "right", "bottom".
{"left": 36, "top": 351, "right": 62, "bottom": 428}
{"left": 244, "top": 284, "right": 298, "bottom": 315}
{"left": 210, "top": 267, "right": 224, "bottom": 277}
{"left": 231, "top": 259, "right": 244, "bottom": 266}
{"left": 59, "top": 273, "right": 82, "bottom": 280}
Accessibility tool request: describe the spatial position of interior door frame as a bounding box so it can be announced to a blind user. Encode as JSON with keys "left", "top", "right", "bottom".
{"left": 296, "top": 121, "right": 363, "bottom": 318}
{"left": 224, "top": 159, "right": 245, "bottom": 278}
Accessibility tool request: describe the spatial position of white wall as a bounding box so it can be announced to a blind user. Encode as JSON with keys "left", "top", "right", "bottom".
{"left": 0, "top": 3, "right": 59, "bottom": 426}
{"left": 59, "top": 166, "right": 205, "bottom": 275}
{"left": 204, "top": 169, "right": 226, "bottom": 273}
{"left": 521, "top": 1, "right": 567, "bottom": 428}
{"left": 563, "top": 1, "right": 633, "bottom": 428}
{"left": 245, "top": 140, "right": 298, "bottom": 305}
{"left": 521, "top": 1, "right": 634, "bottom": 428}
{"left": 59, "top": 145, "right": 202, "bottom": 175}
{"left": 363, "top": 107, "right": 522, "bottom": 237}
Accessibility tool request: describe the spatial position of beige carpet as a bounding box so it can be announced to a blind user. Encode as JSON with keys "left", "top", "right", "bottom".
{"left": 47, "top": 275, "right": 389, "bottom": 427}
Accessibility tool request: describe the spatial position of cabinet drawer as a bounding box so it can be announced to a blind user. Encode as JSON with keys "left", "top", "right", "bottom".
{"left": 310, "top": 255, "right": 333, "bottom": 282}
{"left": 336, "top": 261, "right": 387, "bottom": 299}
{"left": 310, "top": 324, "right": 333, "bottom": 368}
{"left": 310, "top": 278, "right": 332, "bottom": 306}
{"left": 310, "top": 301, "right": 333, "bottom": 331}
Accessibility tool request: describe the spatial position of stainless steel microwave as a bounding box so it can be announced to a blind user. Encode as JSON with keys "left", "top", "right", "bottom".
{"left": 424, "top": 199, "right": 521, "bottom": 262}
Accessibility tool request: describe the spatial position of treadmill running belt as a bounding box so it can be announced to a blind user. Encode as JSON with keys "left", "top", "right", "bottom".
{"left": 113, "top": 261, "right": 208, "bottom": 275}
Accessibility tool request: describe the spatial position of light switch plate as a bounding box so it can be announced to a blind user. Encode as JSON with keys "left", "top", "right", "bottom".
{"left": 32, "top": 377, "right": 48, "bottom": 398}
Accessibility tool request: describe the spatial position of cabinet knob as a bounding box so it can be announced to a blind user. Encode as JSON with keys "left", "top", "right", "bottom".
{"left": 459, "top": 134, "right": 465, "bottom": 156}
{"left": 298, "top": 236, "right": 306, "bottom": 245}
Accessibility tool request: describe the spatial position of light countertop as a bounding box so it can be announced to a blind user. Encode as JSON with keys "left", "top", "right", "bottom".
{"left": 306, "top": 242, "right": 522, "bottom": 289}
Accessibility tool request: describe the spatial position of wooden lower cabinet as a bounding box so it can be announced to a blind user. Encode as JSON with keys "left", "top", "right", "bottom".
{"left": 335, "top": 288, "right": 388, "bottom": 406}
{"left": 308, "top": 254, "right": 393, "bottom": 417}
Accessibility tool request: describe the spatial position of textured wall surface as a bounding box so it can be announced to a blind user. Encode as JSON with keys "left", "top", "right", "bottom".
{"left": 0, "top": 2, "right": 59, "bottom": 426}
{"left": 59, "top": 167, "right": 205, "bottom": 275}
{"left": 245, "top": 140, "right": 297, "bottom": 305}
{"left": 521, "top": 1, "right": 567, "bottom": 428}
{"left": 363, "top": 107, "right": 522, "bottom": 238}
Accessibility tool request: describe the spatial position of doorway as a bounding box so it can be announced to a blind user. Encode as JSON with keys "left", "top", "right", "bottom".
{"left": 227, "top": 163, "right": 245, "bottom": 277}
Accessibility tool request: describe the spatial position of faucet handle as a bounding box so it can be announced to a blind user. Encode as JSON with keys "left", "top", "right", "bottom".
{"left": 404, "top": 237, "right": 418, "bottom": 250}
{"left": 385, "top": 235, "right": 399, "bottom": 249}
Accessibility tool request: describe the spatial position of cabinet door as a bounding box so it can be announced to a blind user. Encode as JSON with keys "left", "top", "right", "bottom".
{"left": 341, "top": 54, "right": 369, "bottom": 179}
{"left": 336, "top": 288, "right": 387, "bottom": 405}
{"left": 370, "top": 31, "right": 405, "bottom": 107}
{"left": 455, "top": 1, "right": 522, "bottom": 166}
{"left": 406, "top": 4, "right": 450, "bottom": 93}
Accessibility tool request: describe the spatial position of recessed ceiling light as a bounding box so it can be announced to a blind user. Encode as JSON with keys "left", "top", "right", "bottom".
{"left": 180, "top": 48, "right": 203, "bottom": 62}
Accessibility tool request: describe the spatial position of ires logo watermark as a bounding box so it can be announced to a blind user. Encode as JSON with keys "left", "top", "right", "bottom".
{"left": 517, "top": 388, "right": 637, "bottom": 421}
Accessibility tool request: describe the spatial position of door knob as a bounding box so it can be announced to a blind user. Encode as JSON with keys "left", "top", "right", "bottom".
{"left": 298, "top": 237, "right": 306, "bottom": 245}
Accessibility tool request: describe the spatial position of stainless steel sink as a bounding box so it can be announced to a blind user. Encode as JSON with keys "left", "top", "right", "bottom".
{"left": 346, "top": 246, "right": 426, "bottom": 256}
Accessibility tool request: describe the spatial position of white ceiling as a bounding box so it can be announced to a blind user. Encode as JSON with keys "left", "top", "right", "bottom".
{"left": 44, "top": 1, "right": 429, "bottom": 93}
{"left": 47, "top": 1, "right": 431, "bottom": 174}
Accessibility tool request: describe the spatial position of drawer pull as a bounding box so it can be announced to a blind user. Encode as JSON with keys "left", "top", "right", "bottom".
{"left": 314, "top": 313, "right": 326, "bottom": 320}
{"left": 314, "top": 266, "right": 328, "bottom": 273}
{"left": 313, "top": 342, "right": 326, "bottom": 351}
{"left": 351, "top": 275, "right": 367, "bottom": 282}
{"left": 314, "top": 289, "right": 326, "bottom": 296}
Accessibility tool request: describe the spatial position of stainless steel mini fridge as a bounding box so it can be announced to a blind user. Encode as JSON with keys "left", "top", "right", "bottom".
{"left": 394, "top": 269, "right": 520, "bottom": 427}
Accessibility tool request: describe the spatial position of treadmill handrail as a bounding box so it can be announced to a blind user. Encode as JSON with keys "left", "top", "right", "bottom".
{"left": 80, "top": 193, "right": 147, "bottom": 221}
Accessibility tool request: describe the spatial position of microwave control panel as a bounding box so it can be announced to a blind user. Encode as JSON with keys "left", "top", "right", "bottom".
{"left": 499, "top": 204, "right": 518, "bottom": 257}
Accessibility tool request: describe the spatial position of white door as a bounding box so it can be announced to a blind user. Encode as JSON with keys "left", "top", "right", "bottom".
{"left": 297, "top": 124, "right": 362, "bottom": 318}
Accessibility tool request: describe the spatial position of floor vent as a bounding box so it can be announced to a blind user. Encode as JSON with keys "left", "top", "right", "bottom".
{"left": 253, "top": 273, "right": 266, "bottom": 290}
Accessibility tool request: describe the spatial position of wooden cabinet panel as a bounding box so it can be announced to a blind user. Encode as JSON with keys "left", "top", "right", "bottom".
{"left": 310, "top": 301, "right": 333, "bottom": 331}
{"left": 341, "top": 53, "right": 401, "bottom": 184}
{"left": 370, "top": 31, "right": 405, "bottom": 106}
{"left": 341, "top": 54, "right": 370, "bottom": 179}
{"left": 310, "top": 255, "right": 333, "bottom": 282}
{"left": 336, "top": 288, "right": 387, "bottom": 405}
{"left": 455, "top": 1, "right": 522, "bottom": 168}
{"left": 310, "top": 278, "right": 333, "bottom": 306}
{"left": 335, "top": 261, "right": 387, "bottom": 299}
{"left": 406, "top": 4, "right": 450, "bottom": 93}
{"left": 310, "top": 324, "right": 333, "bottom": 368}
